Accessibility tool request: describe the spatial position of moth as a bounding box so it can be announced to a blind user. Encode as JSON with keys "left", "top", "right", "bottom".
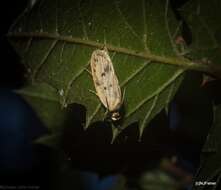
{"left": 90, "top": 49, "right": 123, "bottom": 121}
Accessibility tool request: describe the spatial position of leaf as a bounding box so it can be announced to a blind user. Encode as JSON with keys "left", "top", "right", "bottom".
{"left": 180, "top": 0, "right": 221, "bottom": 68}
{"left": 8, "top": 0, "right": 185, "bottom": 143}
{"left": 193, "top": 105, "right": 221, "bottom": 190}
{"left": 139, "top": 170, "right": 177, "bottom": 190}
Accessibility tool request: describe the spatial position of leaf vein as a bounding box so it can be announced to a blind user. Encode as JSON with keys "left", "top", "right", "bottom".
{"left": 121, "top": 60, "right": 151, "bottom": 87}
{"left": 55, "top": 0, "right": 58, "bottom": 33}
{"left": 32, "top": 40, "right": 58, "bottom": 81}
{"left": 197, "top": 16, "right": 217, "bottom": 46}
{"left": 86, "top": 103, "right": 102, "bottom": 128}
{"left": 38, "top": 0, "right": 44, "bottom": 31}
{"left": 139, "top": 94, "right": 159, "bottom": 137}
{"left": 59, "top": 41, "right": 65, "bottom": 65}
{"left": 164, "top": 0, "right": 178, "bottom": 54}
{"left": 17, "top": 89, "right": 59, "bottom": 102}
{"left": 25, "top": 37, "right": 33, "bottom": 53}
{"left": 166, "top": 81, "right": 176, "bottom": 105}
{"left": 8, "top": 32, "right": 221, "bottom": 77}
{"left": 125, "top": 69, "right": 184, "bottom": 118}
{"left": 142, "top": 0, "right": 149, "bottom": 51}
{"left": 78, "top": 0, "right": 88, "bottom": 40}
{"left": 114, "top": 1, "right": 141, "bottom": 42}
{"left": 63, "top": 62, "right": 90, "bottom": 105}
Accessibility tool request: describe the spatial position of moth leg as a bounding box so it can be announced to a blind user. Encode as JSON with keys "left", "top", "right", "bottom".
{"left": 103, "top": 97, "right": 110, "bottom": 120}
{"left": 103, "top": 110, "right": 109, "bottom": 122}
{"left": 105, "top": 96, "right": 110, "bottom": 111}
{"left": 104, "top": 109, "right": 109, "bottom": 117}
{"left": 88, "top": 89, "right": 98, "bottom": 96}
{"left": 83, "top": 61, "right": 92, "bottom": 75}
{"left": 84, "top": 68, "right": 92, "bottom": 76}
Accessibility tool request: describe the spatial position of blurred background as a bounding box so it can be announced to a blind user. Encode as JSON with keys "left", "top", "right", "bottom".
{"left": 0, "top": 0, "right": 220, "bottom": 189}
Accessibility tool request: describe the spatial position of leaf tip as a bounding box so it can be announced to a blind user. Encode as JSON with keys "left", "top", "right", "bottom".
{"left": 111, "top": 126, "right": 120, "bottom": 144}
{"left": 138, "top": 127, "right": 144, "bottom": 142}
{"left": 83, "top": 124, "right": 89, "bottom": 131}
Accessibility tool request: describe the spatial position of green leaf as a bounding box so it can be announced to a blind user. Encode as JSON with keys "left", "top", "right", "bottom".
{"left": 8, "top": 0, "right": 185, "bottom": 142}
{"left": 139, "top": 170, "right": 177, "bottom": 190}
{"left": 180, "top": 0, "right": 221, "bottom": 68}
{"left": 193, "top": 105, "right": 221, "bottom": 190}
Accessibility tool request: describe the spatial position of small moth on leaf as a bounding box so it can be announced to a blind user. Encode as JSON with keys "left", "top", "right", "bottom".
{"left": 90, "top": 48, "right": 123, "bottom": 121}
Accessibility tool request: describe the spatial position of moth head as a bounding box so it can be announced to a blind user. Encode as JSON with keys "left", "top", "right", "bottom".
{"left": 111, "top": 112, "right": 121, "bottom": 121}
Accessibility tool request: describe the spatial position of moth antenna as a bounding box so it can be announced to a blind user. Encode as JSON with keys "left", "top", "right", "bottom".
{"left": 103, "top": 31, "right": 108, "bottom": 50}
{"left": 103, "top": 97, "right": 109, "bottom": 120}
{"left": 102, "top": 45, "right": 108, "bottom": 52}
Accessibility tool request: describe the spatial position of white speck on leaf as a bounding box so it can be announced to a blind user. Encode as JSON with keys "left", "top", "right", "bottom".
{"left": 59, "top": 89, "right": 64, "bottom": 96}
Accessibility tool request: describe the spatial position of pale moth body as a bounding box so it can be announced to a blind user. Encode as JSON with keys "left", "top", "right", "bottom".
{"left": 90, "top": 49, "right": 122, "bottom": 121}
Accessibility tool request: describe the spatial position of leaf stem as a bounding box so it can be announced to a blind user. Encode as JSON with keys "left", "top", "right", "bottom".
{"left": 8, "top": 31, "right": 221, "bottom": 78}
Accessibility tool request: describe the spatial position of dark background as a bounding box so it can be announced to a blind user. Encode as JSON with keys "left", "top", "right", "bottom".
{"left": 0, "top": 0, "right": 220, "bottom": 189}
{"left": 0, "top": 0, "right": 51, "bottom": 188}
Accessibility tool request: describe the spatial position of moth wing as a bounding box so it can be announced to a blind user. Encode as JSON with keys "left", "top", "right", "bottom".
{"left": 107, "top": 70, "right": 122, "bottom": 111}
{"left": 90, "top": 50, "right": 110, "bottom": 109}
{"left": 103, "top": 58, "right": 122, "bottom": 112}
{"left": 90, "top": 50, "right": 122, "bottom": 112}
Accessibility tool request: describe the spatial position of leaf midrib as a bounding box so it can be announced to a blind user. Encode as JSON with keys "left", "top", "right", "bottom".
{"left": 8, "top": 31, "right": 221, "bottom": 78}
{"left": 7, "top": 31, "right": 189, "bottom": 68}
